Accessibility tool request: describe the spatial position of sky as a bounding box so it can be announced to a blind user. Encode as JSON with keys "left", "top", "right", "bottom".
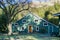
{"left": 7, "top": 0, "right": 50, "bottom": 3}
{"left": 0, "top": 0, "right": 50, "bottom": 3}
{"left": 30, "top": 0, "right": 50, "bottom": 2}
{"left": 0, "top": 0, "right": 52, "bottom": 5}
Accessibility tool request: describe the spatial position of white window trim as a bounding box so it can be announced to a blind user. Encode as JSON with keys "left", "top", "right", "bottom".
{"left": 22, "top": 19, "right": 26, "bottom": 23}
{"left": 36, "top": 26, "right": 39, "bottom": 31}
{"left": 17, "top": 27, "right": 24, "bottom": 31}
{"left": 43, "top": 22, "right": 48, "bottom": 26}
{"left": 17, "top": 27, "right": 21, "bottom": 31}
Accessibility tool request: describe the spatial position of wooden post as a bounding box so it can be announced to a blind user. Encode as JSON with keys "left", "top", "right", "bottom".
{"left": 59, "top": 16, "right": 60, "bottom": 35}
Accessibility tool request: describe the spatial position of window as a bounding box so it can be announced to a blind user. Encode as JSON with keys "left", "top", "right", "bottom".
{"left": 36, "top": 26, "right": 39, "bottom": 31}
{"left": 43, "top": 21, "right": 48, "bottom": 26}
{"left": 35, "top": 20, "right": 38, "bottom": 23}
{"left": 35, "top": 20, "right": 38, "bottom": 22}
{"left": 22, "top": 27, "right": 24, "bottom": 31}
{"left": 14, "top": 23, "right": 18, "bottom": 26}
{"left": 22, "top": 19, "right": 26, "bottom": 23}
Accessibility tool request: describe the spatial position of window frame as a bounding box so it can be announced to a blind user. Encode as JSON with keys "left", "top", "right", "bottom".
{"left": 22, "top": 19, "right": 26, "bottom": 23}
{"left": 14, "top": 23, "right": 18, "bottom": 26}
{"left": 36, "top": 26, "right": 39, "bottom": 31}
{"left": 35, "top": 19, "right": 38, "bottom": 22}
{"left": 43, "top": 21, "right": 48, "bottom": 26}
{"left": 21, "top": 27, "right": 24, "bottom": 31}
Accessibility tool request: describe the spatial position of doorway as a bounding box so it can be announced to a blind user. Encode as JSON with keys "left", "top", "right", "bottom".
{"left": 28, "top": 25, "right": 33, "bottom": 33}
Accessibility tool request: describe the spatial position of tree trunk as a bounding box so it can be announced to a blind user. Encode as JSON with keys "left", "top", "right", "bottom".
{"left": 7, "top": 23, "right": 12, "bottom": 35}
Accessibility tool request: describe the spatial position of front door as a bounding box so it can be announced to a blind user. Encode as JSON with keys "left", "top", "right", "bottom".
{"left": 28, "top": 25, "right": 32, "bottom": 33}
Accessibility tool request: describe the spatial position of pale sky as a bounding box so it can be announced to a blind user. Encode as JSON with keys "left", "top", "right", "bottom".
{"left": 32, "top": 0, "right": 50, "bottom": 2}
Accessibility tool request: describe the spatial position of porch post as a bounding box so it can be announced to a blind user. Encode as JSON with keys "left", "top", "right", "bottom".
{"left": 48, "top": 26, "right": 50, "bottom": 36}
{"left": 53, "top": 13, "right": 60, "bottom": 36}
{"left": 59, "top": 16, "right": 60, "bottom": 35}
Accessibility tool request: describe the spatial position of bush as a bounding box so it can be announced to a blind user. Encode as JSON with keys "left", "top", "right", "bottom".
{"left": 51, "top": 32, "right": 59, "bottom": 37}
{"left": 0, "top": 14, "right": 9, "bottom": 33}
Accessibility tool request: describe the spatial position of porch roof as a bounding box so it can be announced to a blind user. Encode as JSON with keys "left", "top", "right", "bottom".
{"left": 53, "top": 12, "right": 60, "bottom": 16}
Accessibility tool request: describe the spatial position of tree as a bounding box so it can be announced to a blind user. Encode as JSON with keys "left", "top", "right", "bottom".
{"left": 44, "top": 10, "right": 50, "bottom": 20}
{"left": 0, "top": 13, "right": 9, "bottom": 33}
{"left": 54, "top": 3, "right": 60, "bottom": 12}
{"left": 0, "top": 0, "right": 30, "bottom": 35}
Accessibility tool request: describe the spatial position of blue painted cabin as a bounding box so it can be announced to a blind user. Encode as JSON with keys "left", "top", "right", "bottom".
{"left": 12, "top": 13, "right": 59, "bottom": 35}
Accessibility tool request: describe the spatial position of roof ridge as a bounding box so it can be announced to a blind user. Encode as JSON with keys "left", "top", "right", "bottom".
{"left": 31, "top": 13, "right": 58, "bottom": 27}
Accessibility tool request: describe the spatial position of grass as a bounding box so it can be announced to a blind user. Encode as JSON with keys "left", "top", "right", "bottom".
{"left": 0, "top": 33, "right": 60, "bottom": 40}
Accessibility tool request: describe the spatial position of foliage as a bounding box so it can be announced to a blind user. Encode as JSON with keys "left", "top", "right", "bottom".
{"left": 48, "top": 18, "right": 59, "bottom": 25}
{"left": 0, "top": 0, "right": 29, "bottom": 33}
{"left": 31, "top": 3, "right": 60, "bottom": 26}
{"left": 44, "top": 10, "right": 51, "bottom": 20}
{"left": 0, "top": 13, "right": 9, "bottom": 33}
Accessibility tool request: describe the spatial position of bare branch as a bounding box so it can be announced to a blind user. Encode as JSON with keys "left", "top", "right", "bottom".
{"left": 10, "top": 8, "right": 29, "bottom": 22}
{"left": 0, "top": 1, "right": 7, "bottom": 14}
{"left": 10, "top": 0, "right": 28, "bottom": 17}
{"left": 11, "top": 5, "right": 19, "bottom": 16}
{"left": 10, "top": 0, "right": 30, "bottom": 22}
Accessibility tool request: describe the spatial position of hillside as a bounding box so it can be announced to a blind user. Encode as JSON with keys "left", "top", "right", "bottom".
{"left": 30, "top": 0, "right": 60, "bottom": 8}
{"left": 30, "top": 3, "right": 60, "bottom": 26}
